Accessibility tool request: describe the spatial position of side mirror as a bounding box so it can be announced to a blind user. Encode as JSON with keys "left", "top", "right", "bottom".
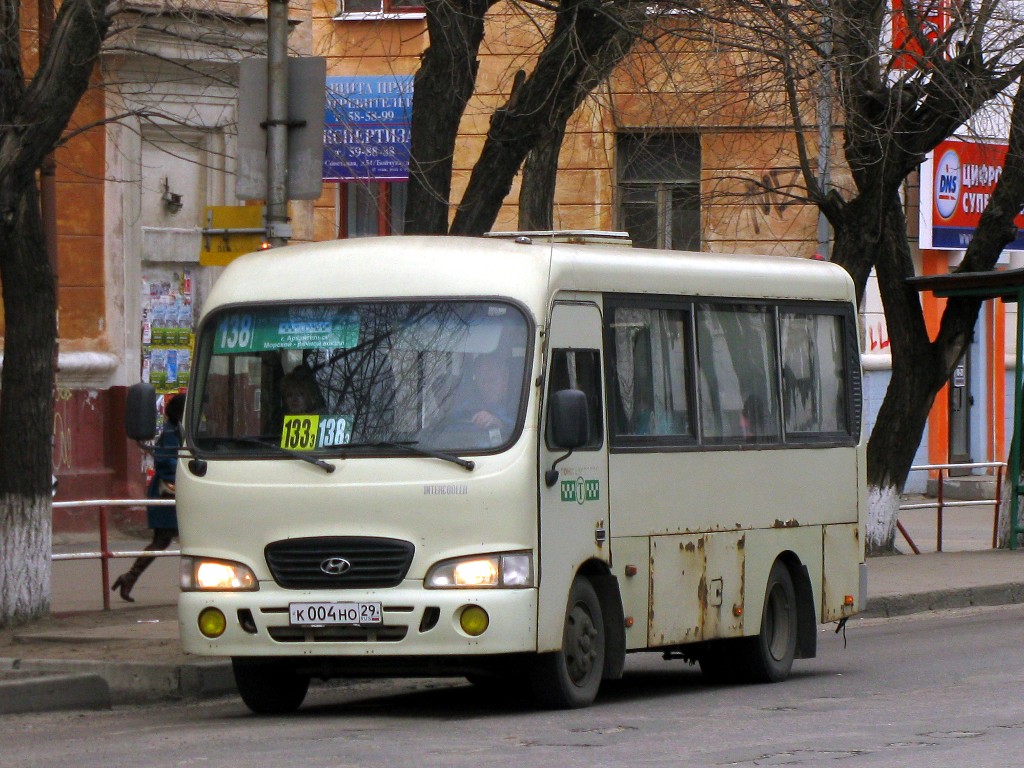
{"left": 545, "top": 389, "right": 590, "bottom": 488}
{"left": 549, "top": 388, "right": 590, "bottom": 450}
{"left": 125, "top": 382, "right": 158, "bottom": 441}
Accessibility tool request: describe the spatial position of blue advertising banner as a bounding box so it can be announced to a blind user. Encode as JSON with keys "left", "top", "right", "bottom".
{"left": 323, "top": 76, "right": 414, "bottom": 181}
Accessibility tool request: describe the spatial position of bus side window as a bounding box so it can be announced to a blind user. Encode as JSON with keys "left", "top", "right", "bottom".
{"left": 780, "top": 311, "right": 848, "bottom": 438}
{"left": 607, "top": 305, "right": 692, "bottom": 441}
{"left": 546, "top": 349, "right": 603, "bottom": 450}
{"left": 696, "top": 304, "right": 781, "bottom": 444}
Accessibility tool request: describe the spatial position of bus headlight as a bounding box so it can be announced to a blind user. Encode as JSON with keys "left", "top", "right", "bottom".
{"left": 425, "top": 552, "right": 533, "bottom": 588}
{"left": 180, "top": 556, "right": 259, "bottom": 591}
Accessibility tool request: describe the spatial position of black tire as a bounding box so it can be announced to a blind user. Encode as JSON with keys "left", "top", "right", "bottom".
{"left": 232, "top": 658, "right": 310, "bottom": 715}
{"left": 739, "top": 560, "right": 798, "bottom": 683}
{"left": 529, "top": 577, "right": 605, "bottom": 709}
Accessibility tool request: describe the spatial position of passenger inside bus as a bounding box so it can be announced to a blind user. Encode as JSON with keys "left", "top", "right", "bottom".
{"left": 281, "top": 365, "right": 325, "bottom": 414}
{"left": 740, "top": 393, "right": 768, "bottom": 439}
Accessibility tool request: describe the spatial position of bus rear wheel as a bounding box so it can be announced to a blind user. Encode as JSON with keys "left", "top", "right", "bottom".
{"left": 232, "top": 658, "right": 310, "bottom": 714}
{"left": 739, "top": 560, "right": 797, "bottom": 682}
{"left": 529, "top": 576, "right": 605, "bottom": 709}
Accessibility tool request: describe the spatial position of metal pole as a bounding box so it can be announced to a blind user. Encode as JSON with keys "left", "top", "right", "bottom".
{"left": 994, "top": 463, "right": 1003, "bottom": 549}
{"left": 1011, "top": 289, "right": 1024, "bottom": 549}
{"left": 265, "top": 0, "right": 291, "bottom": 247}
{"left": 99, "top": 507, "right": 111, "bottom": 611}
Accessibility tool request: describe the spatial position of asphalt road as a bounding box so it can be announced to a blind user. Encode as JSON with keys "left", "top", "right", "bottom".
{"left": 3, "top": 604, "right": 1023, "bottom": 767}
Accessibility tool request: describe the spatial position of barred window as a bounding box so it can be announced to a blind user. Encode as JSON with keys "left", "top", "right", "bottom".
{"left": 617, "top": 132, "right": 701, "bottom": 250}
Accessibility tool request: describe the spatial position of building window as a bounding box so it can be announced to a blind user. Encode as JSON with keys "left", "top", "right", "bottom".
{"left": 617, "top": 132, "right": 700, "bottom": 250}
{"left": 338, "top": 181, "right": 407, "bottom": 238}
{"left": 336, "top": 0, "right": 425, "bottom": 17}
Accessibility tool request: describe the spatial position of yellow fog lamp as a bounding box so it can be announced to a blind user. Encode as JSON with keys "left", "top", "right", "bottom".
{"left": 198, "top": 607, "right": 227, "bottom": 638}
{"left": 459, "top": 605, "right": 490, "bottom": 637}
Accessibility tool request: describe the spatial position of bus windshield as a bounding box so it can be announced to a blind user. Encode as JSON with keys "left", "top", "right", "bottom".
{"left": 190, "top": 300, "right": 531, "bottom": 457}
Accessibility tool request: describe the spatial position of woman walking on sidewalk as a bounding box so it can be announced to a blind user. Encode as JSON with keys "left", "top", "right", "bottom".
{"left": 112, "top": 392, "right": 185, "bottom": 602}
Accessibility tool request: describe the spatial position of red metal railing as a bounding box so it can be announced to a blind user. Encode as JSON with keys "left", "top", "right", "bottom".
{"left": 51, "top": 499, "right": 179, "bottom": 610}
{"left": 898, "top": 461, "right": 1005, "bottom": 554}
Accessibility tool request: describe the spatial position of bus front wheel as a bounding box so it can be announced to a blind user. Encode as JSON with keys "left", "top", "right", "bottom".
{"left": 232, "top": 658, "right": 310, "bottom": 714}
{"left": 529, "top": 576, "right": 605, "bottom": 709}
{"left": 740, "top": 559, "right": 797, "bottom": 682}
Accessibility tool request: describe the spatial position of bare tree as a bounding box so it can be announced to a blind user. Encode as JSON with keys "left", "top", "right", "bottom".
{"left": 680, "top": 1, "right": 1024, "bottom": 551}
{"left": 406, "top": 0, "right": 649, "bottom": 235}
{"left": 0, "top": 0, "right": 110, "bottom": 624}
{"left": 405, "top": 0, "right": 497, "bottom": 235}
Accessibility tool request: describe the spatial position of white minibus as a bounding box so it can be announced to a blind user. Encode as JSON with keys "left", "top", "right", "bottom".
{"left": 144, "top": 234, "right": 866, "bottom": 713}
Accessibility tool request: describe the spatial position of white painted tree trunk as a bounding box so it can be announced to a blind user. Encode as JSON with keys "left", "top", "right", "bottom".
{"left": 996, "top": 474, "right": 1014, "bottom": 549}
{"left": 0, "top": 493, "right": 51, "bottom": 625}
{"left": 866, "top": 484, "right": 900, "bottom": 554}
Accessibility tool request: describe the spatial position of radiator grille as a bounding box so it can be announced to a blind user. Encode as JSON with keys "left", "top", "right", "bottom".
{"left": 265, "top": 536, "right": 415, "bottom": 589}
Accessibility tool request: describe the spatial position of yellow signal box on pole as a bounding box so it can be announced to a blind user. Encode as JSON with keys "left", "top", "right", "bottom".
{"left": 200, "top": 206, "right": 266, "bottom": 266}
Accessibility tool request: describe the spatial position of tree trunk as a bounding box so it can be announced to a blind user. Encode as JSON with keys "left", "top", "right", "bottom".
{"left": 0, "top": 0, "right": 107, "bottom": 624}
{"left": 0, "top": 185, "right": 57, "bottom": 625}
{"left": 519, "top": 122, "right": 566, "bottom": 231}
{"left": 859, "top": 198, "right": 954, "bottom": 552}
{"left": 0, "top": 494, "right": 52, "bottom": 623}
{"left": 405, "top": 0, "right": 491, "bottom": 235}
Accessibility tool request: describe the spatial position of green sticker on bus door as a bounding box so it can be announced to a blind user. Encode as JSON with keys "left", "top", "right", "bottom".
{"left": 560, "top": 477, "right": 600, "bottom": 504}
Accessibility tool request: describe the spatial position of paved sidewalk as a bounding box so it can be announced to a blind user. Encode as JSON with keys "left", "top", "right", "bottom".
{"left": 3, "top": 511, "right": 1024, "bottom": 715}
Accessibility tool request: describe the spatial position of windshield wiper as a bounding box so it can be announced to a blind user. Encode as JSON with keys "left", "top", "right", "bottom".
{"left": 343, "top": 441, "right": 475, "bottom": 471}
{"left": 234, "top": 437, "right": 336, "bottom": 473}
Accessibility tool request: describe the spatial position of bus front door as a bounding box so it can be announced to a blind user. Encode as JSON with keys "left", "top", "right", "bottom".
{"left": 537, "top": 301, "right": 610, "bottom": 652}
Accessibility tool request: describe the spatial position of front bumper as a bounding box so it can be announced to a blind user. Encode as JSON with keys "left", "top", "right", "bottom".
{"left": 179, "top": 581, "right": 538, "bottom": 659}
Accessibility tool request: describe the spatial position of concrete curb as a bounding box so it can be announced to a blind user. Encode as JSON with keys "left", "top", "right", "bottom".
{"left": 0, "top": 658, "right": 234, "bottom": 714}
{"left": 861, "top": 582, "right": 1024, "bottom": 619}
{"left": 0, "top": 671, "right": 111, "bottom": 715}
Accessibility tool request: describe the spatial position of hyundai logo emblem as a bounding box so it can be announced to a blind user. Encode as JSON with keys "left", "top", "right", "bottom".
{"left": 320, "top": 557, "right": 352, "bottom": 576}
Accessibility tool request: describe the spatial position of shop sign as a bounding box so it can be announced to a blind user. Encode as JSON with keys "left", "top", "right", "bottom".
{"left": 920, "top": 138, "right": 1024, "bottom": 252}
{"left": 323, "top": 75, "right": 414, "bottom": 181}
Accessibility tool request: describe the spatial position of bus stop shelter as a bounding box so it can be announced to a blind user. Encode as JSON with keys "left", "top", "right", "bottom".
{"left": 908, "top": 267, "right": 1024, "bottom": 549}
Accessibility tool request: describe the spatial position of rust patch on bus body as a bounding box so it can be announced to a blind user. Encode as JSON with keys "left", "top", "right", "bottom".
{"left": 697, "top": 573, "right": 708, "bottom": 640}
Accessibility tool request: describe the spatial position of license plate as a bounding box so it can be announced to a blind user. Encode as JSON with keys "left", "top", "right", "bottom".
{"left": 289, "top": 602, "right": 382, "bottom": 626}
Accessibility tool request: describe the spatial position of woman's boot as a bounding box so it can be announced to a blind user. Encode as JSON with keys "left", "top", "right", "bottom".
{"left": 111, "top": 571, "right": 138, "bottom": 602}
{"left": 111, "top": 555, "right": 154, "bottom": 602}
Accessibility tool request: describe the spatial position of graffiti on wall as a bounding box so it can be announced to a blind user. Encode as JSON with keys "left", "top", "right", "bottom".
{"left": 52, "top": 386, "right": 74, "bottom": 471}
{"left": 867, "top": 321, "right": 891, "bottom": 352}
{"left": 737, "top": 167, "right": 806, "bottom": 237}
